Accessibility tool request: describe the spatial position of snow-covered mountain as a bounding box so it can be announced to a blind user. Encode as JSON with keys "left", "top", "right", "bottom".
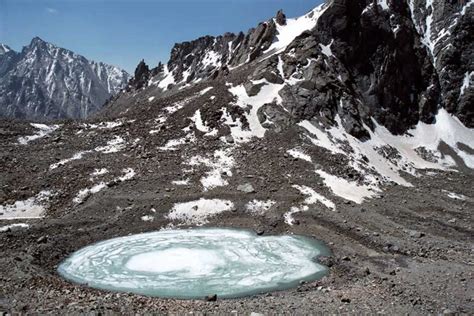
{"left": 0, "top": 37, "right": 130, "bottom": 120}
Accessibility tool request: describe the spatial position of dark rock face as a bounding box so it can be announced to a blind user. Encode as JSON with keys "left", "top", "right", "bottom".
{"left": 410, "top": 0, "right": 474, "bottom": 128}
{"left": 0, "top": 37, "right": 130, "bottom": 121}
{"left": 277, "top": 0, "right": 441, "bottom": 135}
{"left": 276, "top": 10, "right": 287, "bottom": 25}
{"left": 129, "top": 60, "right": 150, "bottom": 90}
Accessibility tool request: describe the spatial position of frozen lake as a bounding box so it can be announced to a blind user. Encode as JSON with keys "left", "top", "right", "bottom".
{"left": 58, "top": 228, "right": 329, "bottom": 299}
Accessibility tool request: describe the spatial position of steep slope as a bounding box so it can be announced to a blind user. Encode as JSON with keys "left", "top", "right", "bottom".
{"left": 0, "top": 37, "right": 130, "bottom": 120}
{"left": 407, "top": 0, "right": 473, "bottom": 126}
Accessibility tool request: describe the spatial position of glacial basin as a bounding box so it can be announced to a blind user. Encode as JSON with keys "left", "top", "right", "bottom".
{"left": 58, "top": 228, "right": 329, "bottom": 299}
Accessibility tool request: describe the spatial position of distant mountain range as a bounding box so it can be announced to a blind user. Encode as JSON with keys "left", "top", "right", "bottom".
{"left": 0, "top": 37, "right": 130, "bottom": 121}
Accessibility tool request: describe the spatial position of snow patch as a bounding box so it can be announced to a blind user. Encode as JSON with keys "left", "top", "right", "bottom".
{"left": 199, "top": 87, "right": 213, "bottom": 96}
{"left": 190, "top": 109, "right": 217, "bottom": 136}
{"left": 246, "top": 200, "right": 276, "bottom": 215}
{"left": 0, "top": 191, "right": 53, "bottom": 220}
{"left": 369, "top": 109, "right": 474, "bottom": 170}
{"left": 187, "top": 149, "right": 234, "bottom": 191}
{"left": 378, "top": 0, "right": 389, "bottom": 10}
{"left": 172, "top": 179, "right": 190, "bottom": 186}
{"left": 163, "top": 97, "right": 194, "bottom": 115}
{"left": 159, "top": 133, "right": 196, "bottom": 151}
{"left": 95, "top": 136, "right": 126, "bottom": 154}
{"left": 0, "top": 223, "right": 30, "bottom": 232}
{"left": 18, "top": 123, "right": 60, "bottom": 145}
{"left": 316, "top": 170, "right": 377, "bottom": 204}
{"left": 227, "top": 81, "right": 283, "bottom": 142}
{"left": 284, "top": 205, "right": 309, "bottom": 226}
{"left": 265, "top": 4, "right": 327, "bottom": 55}
{"left": 299, "top": 108, "right": 474, "bottom": 193}
{"left": 50, "top": 151, "right": 91, "bottom": 170}
{"left": 141, "top": 215, "right": 154, "bottom": 222}
{"left": 157, "top": 65, "right": 175, "bottom": 90}
{"left": 443, "top": 190, "right": 467, "bottom": 201}
{"left": 287, "top": 149, "right": 312, "bottom": 162}
{"left": 91, "top": 168, "right": 108, "bottom": 177}
{"left": 73, "top": 183, "right": 107, "bottom": 204}
{"left": 166, "top": 199, "right": 234, "bottom": 225}
{"left": 74, "top": 168, "right": 135, "bottom": 204}
{"left": 292, "top": 185, "right": 335, "bottom": 210}
{"left": 82, "top": 121, "right": 123, "bottom": 130}
{"left": 118, "top": 168, "right": 136, "bottom": 182}
{"left": 319, "top": 40, "right": 334, "bottom": 58}
{"left": 202, "top": 50, "right": 222, "bottom": 68}
{"left": 461, "top": 0, "right": 473, "bottom": 15}
{"left": 460, "top": 71, "right": 473, "bottom": 96}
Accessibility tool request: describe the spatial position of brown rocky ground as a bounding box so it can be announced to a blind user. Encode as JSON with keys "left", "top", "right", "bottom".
{"left": 0, "top": 108, "right": 472, "bottom": 314}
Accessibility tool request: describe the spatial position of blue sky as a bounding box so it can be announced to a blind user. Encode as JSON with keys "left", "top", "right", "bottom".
{"left": 0, "top": 0, "right": 323, "bottom": 73}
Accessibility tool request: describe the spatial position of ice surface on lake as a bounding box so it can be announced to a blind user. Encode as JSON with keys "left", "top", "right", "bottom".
{"left": 58, "top": 228, "right": 328, "bottom": 299}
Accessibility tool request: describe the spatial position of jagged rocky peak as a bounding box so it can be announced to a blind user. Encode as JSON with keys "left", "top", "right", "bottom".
{"left": 29, "top": 36, "right": 47, "bottom": 46}
{"left": 276, "top": 10, "right": 287, "bottom": 25}
{"left": 0, "top": 37, "right": 130, "bottom": 120}
{"left": 128, "top": 6, "right": 323, "bottom": 91}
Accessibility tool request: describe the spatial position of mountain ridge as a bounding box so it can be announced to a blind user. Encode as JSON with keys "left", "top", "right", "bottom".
{"left": 0, "top": 37, "right": 130, "bottom": 121}
{"left": 117, "top": 0, "right": 472, "bottom": 134}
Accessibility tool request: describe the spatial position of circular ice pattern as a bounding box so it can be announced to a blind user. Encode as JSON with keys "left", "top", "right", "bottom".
{"left": 58, "top": 228, "right": 329, "bottom": 299}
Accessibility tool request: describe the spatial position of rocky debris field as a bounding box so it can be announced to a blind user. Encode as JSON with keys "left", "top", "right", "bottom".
{"left": 0, "top": 94, "right": 472, "bottom": 313}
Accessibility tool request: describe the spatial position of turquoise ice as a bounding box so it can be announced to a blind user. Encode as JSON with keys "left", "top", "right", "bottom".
{"left": 58, "top": 228, "right": 329, "bottom": 299}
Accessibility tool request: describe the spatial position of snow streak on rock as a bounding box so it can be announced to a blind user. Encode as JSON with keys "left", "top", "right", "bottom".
{"left": 265, "top": 4, "right": 327, "bottom": 55}
{"left": 0, "top": 223, "right": 30, "bottom": 232}
{"left": 18, "top": 123, "right": 60, "bottom": 145}
{"left": 245, "top": 200, "right": 276, "bottom": 215}
{"left": 227, "top": 81, "right": 283, "bottom": 143}
{"left": 187, "top": 149, "right": 234, "bottom": 191}
{"left": 73, "top": 168, "right": 135, "bottom": 204}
